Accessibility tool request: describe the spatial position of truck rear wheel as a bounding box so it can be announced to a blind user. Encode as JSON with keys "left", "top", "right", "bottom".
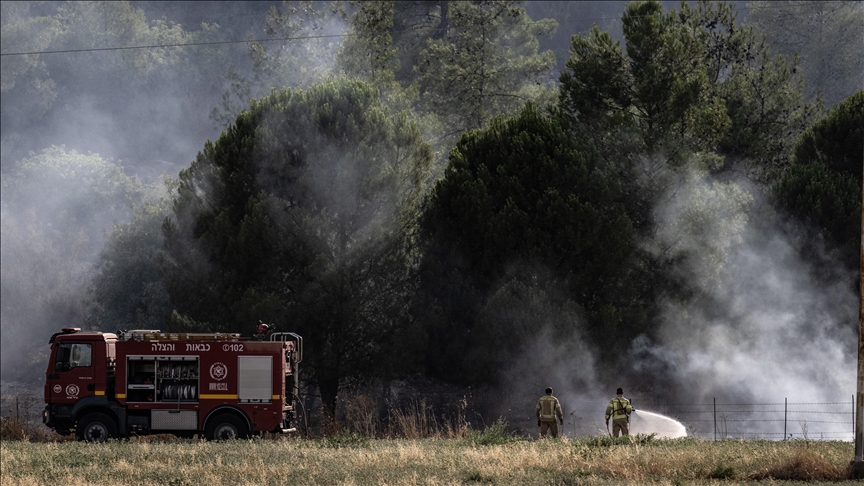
{"left": 205, "top": 414, "right": 248, "bottom": 441}
{"left": 76, "top": 413, "right": 117, "bottom": 442}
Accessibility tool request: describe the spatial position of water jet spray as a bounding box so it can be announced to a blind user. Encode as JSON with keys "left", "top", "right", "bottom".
{"left": 630, "top": 410, "right": 687, "bottom": 438}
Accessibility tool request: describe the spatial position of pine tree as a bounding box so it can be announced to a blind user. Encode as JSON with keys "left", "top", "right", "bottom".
{"left": 162, "top": 79, "right": 432, "bottom": 416}
{"left": 419, "top": 104, "right": 638, "bottom": 383}
{"left": 415, "top": 1, "right": 558, "bottom": 138}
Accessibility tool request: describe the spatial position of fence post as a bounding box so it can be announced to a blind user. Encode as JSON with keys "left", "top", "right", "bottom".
{"left": 784, "top": 397, "right": 787, "bottom": 441}
{"left": 713, "top": 397, "right": 716, "bottom": 441}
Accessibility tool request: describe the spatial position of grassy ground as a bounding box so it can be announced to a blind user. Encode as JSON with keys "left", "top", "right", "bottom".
{"left": 1, "top": 432, "right": 859, "bottom": 485}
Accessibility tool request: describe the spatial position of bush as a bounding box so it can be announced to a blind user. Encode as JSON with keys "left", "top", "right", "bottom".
{"left": 0, "top": 416, "right": 28, "bottom": 441}
{"left": 0, "top": 416, "right": 66, "bottom": 442}
{"left": 463, "top": 418, "right": 521, "bottom": 446}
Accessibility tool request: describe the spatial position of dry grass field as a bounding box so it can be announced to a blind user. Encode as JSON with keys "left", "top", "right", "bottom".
{"left": 1, "top": 428, "right": 860, "bottom": 485}
{"left": 2, "top": 393, "right": 861, "bottom": 484}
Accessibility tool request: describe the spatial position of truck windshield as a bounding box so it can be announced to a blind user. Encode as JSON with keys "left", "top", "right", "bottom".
{"left": 54, "top": 343, "right": 92, "bottom": 371}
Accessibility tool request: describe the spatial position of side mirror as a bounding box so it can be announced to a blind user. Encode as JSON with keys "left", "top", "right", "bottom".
{"left": 54, "top": 362, "right": 71, "bottom": 372}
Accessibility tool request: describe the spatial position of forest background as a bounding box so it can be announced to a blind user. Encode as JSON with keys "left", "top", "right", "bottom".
{"left": 1, "top": 0, "right": 862, "bottom": 434}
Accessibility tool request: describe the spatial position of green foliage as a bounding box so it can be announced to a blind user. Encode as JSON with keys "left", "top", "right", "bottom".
{"left": 684, "top": 0, "right": 818, "bottom": 178}
{"left": 335, "top": 1, "right": 397, "bottom": 87}
{"left": 463, "top": 418, "right": 520, "bottom": 446}
{"left": 0, "top": 13, "right": 61, "bottom": 125}
{"left": 1, "top": 0, "right": 211, "bottom": 90}
{"left": 793, "top": 89, "right": 864, "bottom": 183}
{"left": 385, "top": 1, "right": 451, "bottom": 84}
{"left": 89, "top": 177, "right": 177, "bottom": 330}
{"left": 162, "top": 78, "right": 432, "bottom": 416}
{"left": 774, "top": 90, "right": 863, "bottom": 270}
{"left": 415, "top": 1, "right": 558, "bottom": 137}
{"left": 549, "top": 0, "right": 820, "bottom": 377}
{"left": 714, "top": 47, "right": 816, "bottom": 179}
{"left": 775, "top": 163, "right": 860, "bottom": 244}
{"left": 213, "top": 0, "right": 558, "bottom": 187}
{"left": 560, "top": 0, "right": 726, "bottom": 165}
{"left": 426, "top": 104, "right": 632, "bottom": 295}
{"left": 559, "top": 0, "right": 816, "bottom": 177}
{"left": 419, "top": 103, "right": 639, "bottom": 382}
{"left": 211, "top": 1, "right": 347, "bottom": 127}
{"left": 649, "top": 175, "right": 754, "bottom": 296}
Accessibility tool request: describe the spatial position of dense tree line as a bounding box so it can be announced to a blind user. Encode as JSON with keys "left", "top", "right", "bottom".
{"left": 1, "top": 1, "right": 860, "bottom": 416}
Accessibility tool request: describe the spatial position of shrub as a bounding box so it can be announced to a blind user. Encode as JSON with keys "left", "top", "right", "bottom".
{"left": 0, "top": 416, "right": 28, "bottom": 441}
{"left": 464, "top": 418, "right": 520, "bottom": 446}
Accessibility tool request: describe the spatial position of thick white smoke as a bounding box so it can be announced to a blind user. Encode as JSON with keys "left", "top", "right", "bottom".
{"left": 493, "top": 166, "right": 857, "bottom": 439}
{"left": 630, "top": 168, "right": 857, "bottom": 438}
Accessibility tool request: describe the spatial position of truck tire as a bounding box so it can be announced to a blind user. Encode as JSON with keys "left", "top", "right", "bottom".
{"left": 205, "top": 414, "right": 248, "bottom": 441}
{"left": 76, "top": 413, "right": 117, "bottom": 442}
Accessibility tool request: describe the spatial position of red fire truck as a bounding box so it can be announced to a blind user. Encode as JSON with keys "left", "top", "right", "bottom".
{"left": 43, "top": 326, "right": 302, "bottom": 442}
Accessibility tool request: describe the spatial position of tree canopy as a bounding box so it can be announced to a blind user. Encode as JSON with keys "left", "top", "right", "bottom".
{"left": 559, "top": 0, "right": 817, "bottom": 178}
{"left": 414, "top": 1, "right": 558, "bottom": 137}
{"left": 89, "top": 177, "right": 176, "bottom": 331}
{"left": 418, "top": 103, "right": 639, "bottom": 382}
{"left": 774, "top": 89, "right": 863, "bottom": 270}
{"left": 161, "top": 78, "right": 431, "bottom": 415}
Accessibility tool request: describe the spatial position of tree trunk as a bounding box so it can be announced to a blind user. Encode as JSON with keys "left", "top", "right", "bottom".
{"left": 318, "top": 373, "right": 340, "bottom": 420}
{"left": 379, "top": 378, "right": 391, "bottom": 424}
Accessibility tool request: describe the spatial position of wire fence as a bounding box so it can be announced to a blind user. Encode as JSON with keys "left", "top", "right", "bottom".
{"left": 0, "top": 391, "right": 44, "bottom": 426}
{"left": 645, "top": 397, "right": 856, "bottom": 441}
{"left": 2, "top": 388, "right": 858, "bottom": 442}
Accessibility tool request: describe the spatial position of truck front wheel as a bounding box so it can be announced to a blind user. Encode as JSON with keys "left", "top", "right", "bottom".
{"left": 76, "top": 413, "right": 117, "bottom": 442}
{"left": 205, "top": 414, "right": 248, "bottom": 441}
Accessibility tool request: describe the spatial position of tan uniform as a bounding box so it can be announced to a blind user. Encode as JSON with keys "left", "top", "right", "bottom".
{"left": 605, "top": 396, "right": 632, "bottom": 437}
{"left": 536, "top": 395, "right": 563, "bottom": 438}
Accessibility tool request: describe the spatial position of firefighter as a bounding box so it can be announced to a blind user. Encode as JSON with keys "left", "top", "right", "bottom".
{"left": 536, "top": 387, "right": 564, "bottom": 438}
{"left": 605, "top": 388, "right": 632, "bottom": 437}
{"left": 253, "top": 322, "right": 272, "bottom": 340}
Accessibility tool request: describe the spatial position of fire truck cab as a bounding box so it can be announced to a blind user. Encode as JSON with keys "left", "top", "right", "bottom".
{"left": 43, "top": 327, "right": 302, "bottom": 442}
